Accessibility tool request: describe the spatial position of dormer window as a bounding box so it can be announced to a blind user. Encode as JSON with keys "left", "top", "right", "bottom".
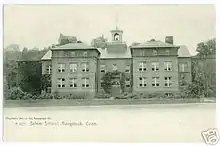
{"left": 83, "top": 51, "right": 88, "bottom": 57}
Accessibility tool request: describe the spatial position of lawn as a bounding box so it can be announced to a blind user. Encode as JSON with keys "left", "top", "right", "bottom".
{"left": 3, "top": 103, "right": 216, "bottom": 142}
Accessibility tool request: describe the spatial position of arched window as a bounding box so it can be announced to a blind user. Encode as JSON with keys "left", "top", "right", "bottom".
{"left": 114, "top": 33, "right": 120, "bottom": 41}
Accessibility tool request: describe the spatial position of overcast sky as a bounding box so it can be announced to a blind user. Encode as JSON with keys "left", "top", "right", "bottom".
{"left": 4, "top": 4, "right": 215, "bottom": 55}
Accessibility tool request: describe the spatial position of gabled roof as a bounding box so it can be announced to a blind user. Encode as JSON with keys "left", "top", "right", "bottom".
{"left": 41, "top": 50, "right": 52, "bottom": 60}
{"left": 178, "top": 45, "right": 191, "bottom": 57}
{"left": 131, "top": 40, "right": 178, "bottom": 48}
{"left": 51, "top": 42, "right": 95, "bottom": 50}
{"left": 97, "top": 48, "right": 131, "bottom": 59}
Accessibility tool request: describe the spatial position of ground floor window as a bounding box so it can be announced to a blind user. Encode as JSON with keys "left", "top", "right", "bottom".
{"left": 139, "top": 77, "right": 147, "bottom": 87}
{"left": 82, "top": 78, "right": 89, "bottom": 88}
{"left": 152, "top": 77, "right": 159, "bottom": 87}
{"left": 57, "top": 78, "right": 65, "bottom": 88}
{"left": 69, "top": 78, "right": 77, "bottom": 88}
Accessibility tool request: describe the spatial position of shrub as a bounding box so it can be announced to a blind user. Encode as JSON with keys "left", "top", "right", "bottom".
{"left": 94, "top": 93, "right": 111, "bottom": 99}
{"left": 22, "top": 92, "right": 33, "bottom": 100}
{"left": 8, "top": 87, "right": 25, "bottom": 100}
{"left": 64, "top": 93, "right": 87, "bottom": 100}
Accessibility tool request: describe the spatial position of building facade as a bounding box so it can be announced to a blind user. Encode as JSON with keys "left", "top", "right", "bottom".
{"left": 41, "top": 28, "right": 192, "bottom": 96}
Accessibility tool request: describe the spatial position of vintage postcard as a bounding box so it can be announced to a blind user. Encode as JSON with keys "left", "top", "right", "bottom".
{"left": 2, "top": 4, "right": 217, "bottom": 143}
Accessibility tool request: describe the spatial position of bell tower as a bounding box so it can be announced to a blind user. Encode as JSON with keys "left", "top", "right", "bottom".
{"left": 110, "top": 27, "right": 123, "bottom": 43}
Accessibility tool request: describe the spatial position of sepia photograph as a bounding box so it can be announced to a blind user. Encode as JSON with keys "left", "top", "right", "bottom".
{"left": 2, "top": 4, "right": 217, "bottom": 143}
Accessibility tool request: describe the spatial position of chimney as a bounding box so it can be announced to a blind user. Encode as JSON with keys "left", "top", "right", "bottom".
{"left": 165, "top": 36, "right": 173, "bottom": 44}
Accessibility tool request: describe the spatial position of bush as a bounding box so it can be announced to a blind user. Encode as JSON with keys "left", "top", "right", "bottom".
{"left": 8, "top": 87, "right": 25, "bottom": 100}
{"left": 22, "top": 92, "right": 33, "bottom": 100}
{"left": 94, "top": 93, "right": 111, "bottom": 99}
{"left": 142, "top": 92, "right": 166, "bottom": 99}
{"left": 64, "top": 93, "right": 87, "bottom": 100}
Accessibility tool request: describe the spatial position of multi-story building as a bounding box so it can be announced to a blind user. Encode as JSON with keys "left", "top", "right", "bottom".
{"left": 41, "top": 28, "right": 192, "bottom": 97}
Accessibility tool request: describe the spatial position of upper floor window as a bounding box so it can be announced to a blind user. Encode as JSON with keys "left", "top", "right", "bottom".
{"left": 70, "top": 63, "right": 77, "bottom": 72}
{"left": 125, "top": 65, "right": 130, "bottom": 72}
{"left": 100, "top": 65, "right": 106, "bottom": 73}
{"left": 140, "top": 50, "right": 145, "bottom": 56}
{"left": 179, "top": 63, "right": 188, "bottom": 72}
{"left": 152, "top": 77, "right": 159, "bottom": 87}
{"left": 152, "top": 62, "right": 159, "bottom": 71}
{"left": 164, "top": 77, "right": 172, "bottom": 87}
{"left": 69, "top": 78, "right": 77, "bottom": 88}
{"left": 82, "top": 78, "right": 89, "bottom": 88}
{"left": 139, "top": 62, "right": 147, "bottom": 71}
{"left": 57, "top": 78, "right": 65, "bottom": 88}
{"left": 71, "top": 52, "right": 76, "bottom": 56}
{"left": 125, "top": 78, "right": 131, "bottom": 88}
{"left": 81, "top": 63, "right": 89, "bottom": 72}
{"left": 164, "top": 61, "right": 172, "bottom": 71}
{"left": 112, "top": 64, "right": 118, "bottom": 71}
{"left": 58, "top": 63, "right": 65, "bottom": 73}
{"left": 165, "top": 49, "right": 170, "bottom": 55}
{"left": 83, "top": 51, "right": 88, "bottom": 57}
{"left": 46, "top": 65, "right": 52, "bottom": 74}
{"left": 139, "top": 77, "right": 147, "bottom": 87}
{"left": 153, "top": 49, "right": 157, "bottom": 55}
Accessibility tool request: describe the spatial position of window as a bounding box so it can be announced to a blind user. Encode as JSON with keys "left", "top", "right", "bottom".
{"left": 82, "top": 63, "right": 89, "bottom": 72}
{"left": 140, "top": 50, "right": 145, "bottom": 56}
{"left": 153, "top": 49, "right": 157, "bottom": 55}
{"left": 165, "top": 49, "right": 170, "bottom": 55}
{"left": 152, "top": 77, "right": 159, "bottom": 87}
{"left": 82, "top": 78, "right": 89, "bottom": 88}
{"left": 58, "top": 64, "right": 65, "bottom": 72}
{"left": 165, "top": 93, "right": 173, "bottom": 97}
{"left": 179, "top": 63, "right": 188, "bottom": 72}
{"left": 139, "top": 62, "right": 147, "bottom": 71}
{"left": 112, "top": 64, "right": 117, "bottom": 71}
{"left": 46, "top": 65, "right": 52, "bottom": 74}
{"left": 100, "top": 65, "right": 105, "bottom": 73}
{"left": 164, "top": 77, "right": 172, "bottom": 87}
{"left": 71, "top": 52, "right": 76, "bottom": 56}
{"left": 57, "top": 78, "right": 65, "bottom": 88}
{"left": 70, "top": 63, "right": 77, "bottom": 72}
{"left": 125, "top": 78, "right": 130, "bottom": 87}
{"left": 83, "top": 51, "right": 88, "bottom": 57}
{"left": 125, "top": 65, "right": 130, "bottom": 72}
{"left": 164, "top": 61, "right": 172, "bottom": 71}
{"left": 139, "top": 77, "right": 147, "bottom": 87}
{"left": 69, "top": 78, "right": 77, "bottom": 88}
{"left": 152, "top": 62, "right": 159, "bottom": 71}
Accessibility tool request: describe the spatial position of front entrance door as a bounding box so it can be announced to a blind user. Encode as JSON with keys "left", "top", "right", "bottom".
{"left": 111, "top": 80, "right": 121, "bottom": 96}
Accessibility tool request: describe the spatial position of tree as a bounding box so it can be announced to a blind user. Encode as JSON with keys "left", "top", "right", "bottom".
{"left": 91, "top": 35, "right": 107, "bottom": 49}
{"left": 196, "top": 38, "right": 215, "bottom": 57}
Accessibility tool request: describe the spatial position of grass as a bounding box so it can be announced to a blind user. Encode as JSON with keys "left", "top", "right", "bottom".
{"left": 4, "top": 97, "right": 216, "bottom": 108}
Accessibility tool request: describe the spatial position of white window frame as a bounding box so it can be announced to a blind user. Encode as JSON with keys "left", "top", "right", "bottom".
{"left": 139, "top": 62, "right": 147, "bottom": 71}
{"left": 82, "top": 78, "right": 89, "bottom": 88}
{"left": 71, "top": 51, "right": 76, "bottom": 56}
{"left": 82, "top": 63, "right": 89, "bottom": 72}
{"left": 58, "top": 64, "right": 65, "bottom": 73}
{"left": 57, "top": 78, "right": 65, "bottom": 88}
{"left": 125, "top": 65, "right": 130, "bottom": 72}
{"left": 165, "top": 49, "right": 170, "bottom": 55}
{"left": 165, "top": 77, "right": 172, "bottom": 87}
{"left": 70, "top": 63, "right": 77, "bottom": 72}
{"left": 100, "top": 65, "right": 106, "bottom": 73}
{"left": 139, "top": 77, "right": 147, "bottom": 87}
{"left": 152, "top": 77, "right": 159, "bottom": 87}
{"left": 152, "top": 62, "right": 159, "bottom": 71}
{"left": 46, "top": 65, "right": 52, "bottom": 74}
{"left": 83, "top": 51, "right": 88, "bottom": 57}
{"left": 69, "top": 78, "right": 77, "bottom": 88}
{"left": 164, "top": 61, "right": 172, "bottom": 71}
{"left": 153, "top": 49, "right": 157, "bottom": 55}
